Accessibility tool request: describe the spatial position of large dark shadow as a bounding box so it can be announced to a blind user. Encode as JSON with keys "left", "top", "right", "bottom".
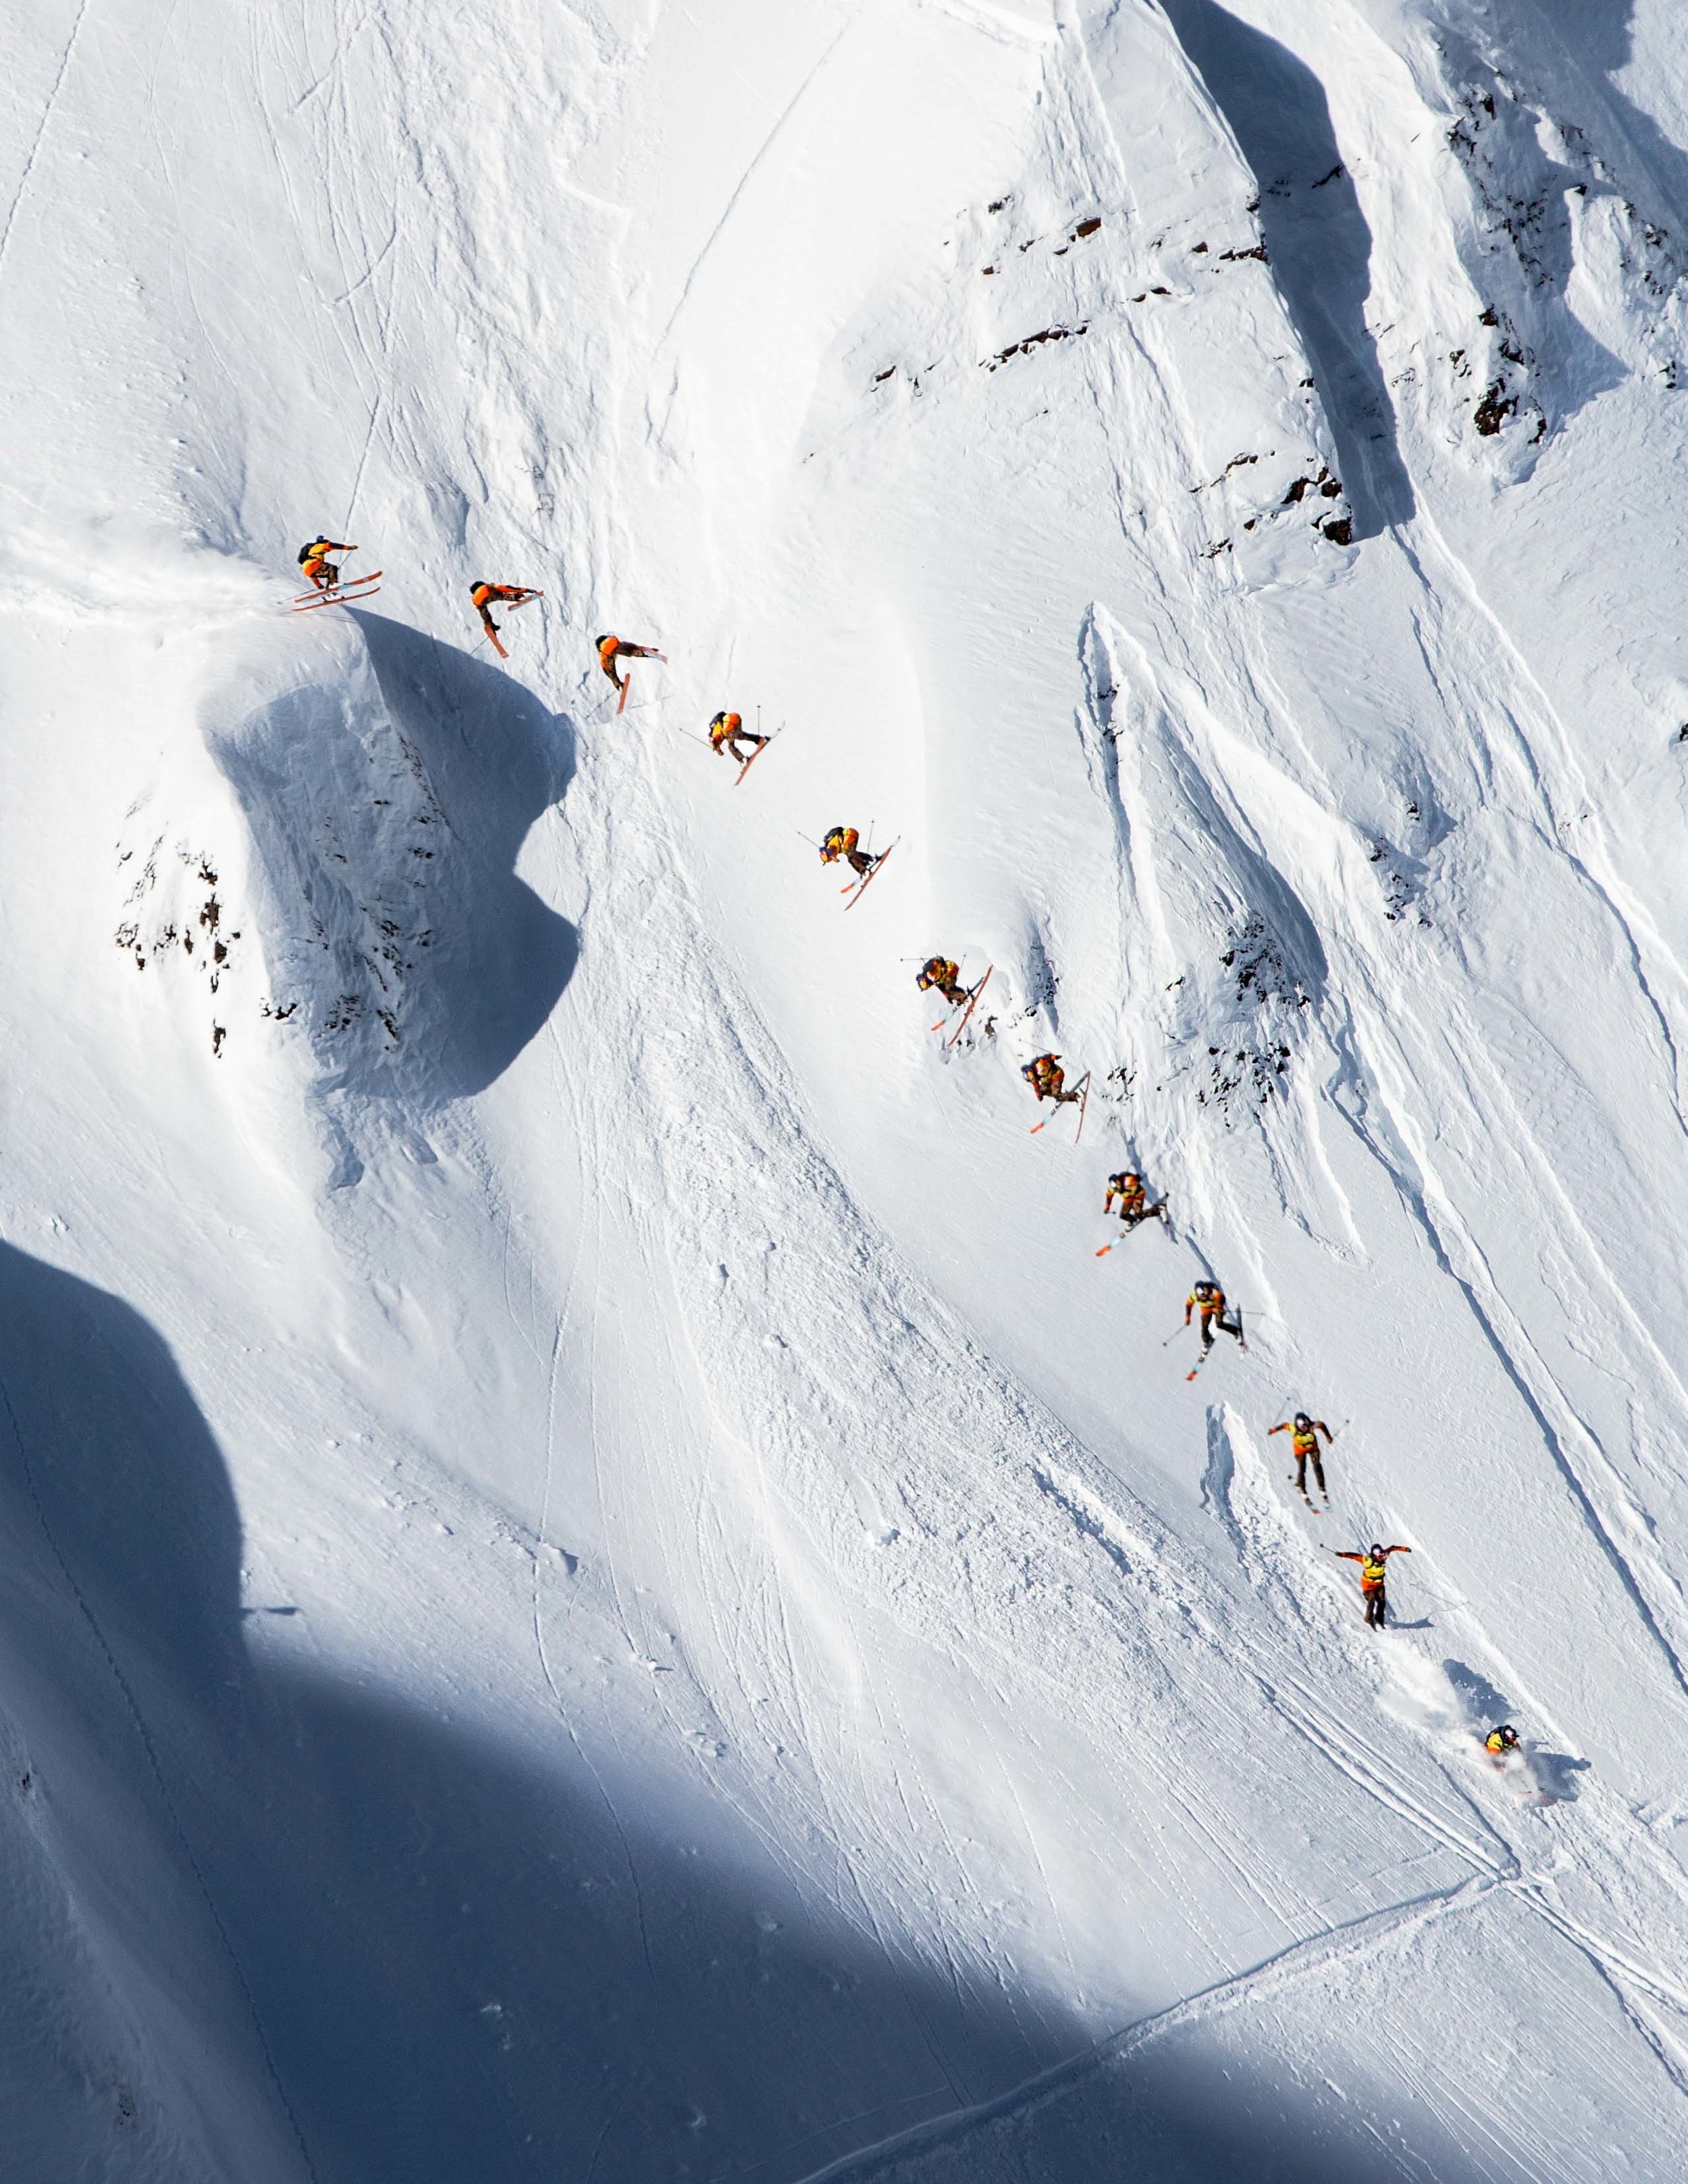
{"left": 1159, "top": 0, "right": 1415, "bottom": 537}
{"left": 0, "top": 1242, "right": 1057, "bottom": 2182}
{"left": 0, "top": 1240, "right": 1551, "bottom": 2182}
{"left": 1502, "top": 0, "right": 1688, "bottom": 236}
{"left": 353, "top": 612, "right": 578, "bottom": 1101}
{"left": 212, "top": 615, "right": 577, "bottom": 1107}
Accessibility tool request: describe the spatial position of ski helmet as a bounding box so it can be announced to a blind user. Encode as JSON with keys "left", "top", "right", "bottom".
{"left": 1294, "top": 1412, "right": 1312, "bottom": 1427}
{"left": 1497, "top": 1724, "right": 1518, "bottom": 1746}
{"left": 596, "top": 633, "right": 612, "bottom": 646}
{"left": 1369, "top": 1543, "right": 1385, "bottom": 1559}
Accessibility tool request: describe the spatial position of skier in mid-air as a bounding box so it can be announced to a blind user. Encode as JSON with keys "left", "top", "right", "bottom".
{"left": 597, "top": 633, "right": 664, "bottom": 691}
{"left": 1269, "top": 1411, "right": 1333, "bottom": 1499}
{"left": 1022, "top": 1053, "right": 1080, "bottom": 1107}
{"left": 1104, "top": 1170, "right": 1167, "bottom": 1229}
{"left": 1334, "top": 1542, "right": 1410, "bottom": 1629}
{"left": 709, "top": 710, "right": 768, "bottom": 764}
{"left": 471, "top": 581, "right": 542, "bottom": 640}
{"left": 1186, "top": 1278, "right": 1242, "bottom": 1352}
{"left": 298, "top": 536, "right": 357, "bottom": 592}
{"left": 917, "top": 957, "right": 969, "bottom": 1006}
{"left": 820, "top": 826, "right": 881, "bottom": 879}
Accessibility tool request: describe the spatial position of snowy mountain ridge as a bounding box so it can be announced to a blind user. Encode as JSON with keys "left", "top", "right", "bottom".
{"left": 5, "top": 0, "right": 1688, "bottom": 2178}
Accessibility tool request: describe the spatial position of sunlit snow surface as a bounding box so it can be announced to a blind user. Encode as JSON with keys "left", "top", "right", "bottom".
{"left": 3, "top": 0, "right": 1688, "bottom": 2177}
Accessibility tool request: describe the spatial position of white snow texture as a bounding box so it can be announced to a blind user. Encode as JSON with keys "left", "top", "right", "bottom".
{"left": 3, "top": 0, "right": 1688, "bottom": 2177}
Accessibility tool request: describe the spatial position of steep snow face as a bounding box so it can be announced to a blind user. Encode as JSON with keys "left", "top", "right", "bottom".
{"left": 7, "top": 0, "right": 1688, "bottom": 2179}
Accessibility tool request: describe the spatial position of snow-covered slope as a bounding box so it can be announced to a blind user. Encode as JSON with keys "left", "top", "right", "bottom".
{"left": 5, "top": 0, "right": 1688, "bottom": 2177}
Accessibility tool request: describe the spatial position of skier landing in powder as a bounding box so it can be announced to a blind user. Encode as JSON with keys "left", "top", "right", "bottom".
{"left": 1334, "top": 1543, "right": 1410, "bottom": 1628}
{"left": 597, "top": 633, "right": 664, "bottom": 691}
{"left": 709, "top": 710, "right": 768, "bottom": 763}
{"left": 1269, "top": 1412, "right": 1333, "bottom": 1499}
{"left": 298, "top": 536, "right": 357, "bottom": 591}
{"left": 820, "top": 826, "right": 880, "bottom": 879}
{"left": 471, "top": 582, "right": 542, "bottom": 639}
{"left": 1022, "top": 1053, "right": 1081, "bottom": 1107}
{"left": 1104, "top": 1170, "right": 1167, "bottom": 1229}
{"left": 1186, "top": 1279, "right": 1242, "bottom": 1352}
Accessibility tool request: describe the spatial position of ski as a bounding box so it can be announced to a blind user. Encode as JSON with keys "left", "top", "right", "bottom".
{"left": 945, "top": 965, "right": 991, "bottom": 1046}
{"left": 483, "top": 627, "right": 510, "bottom": 660}
{"left": 618, "top": 674, "right": 632, "bottom": 716}
{"left": 1032, "top": 1069, "right": 1088, "bottom": 1136}
{"left": 844, "top": 840, "right": 898, "bottom": 910}
{"left": 292, "top": 572, "right": 383, "bottom": 609}
{"left": 735, "top": 730, "right": 779, "bottom": 787}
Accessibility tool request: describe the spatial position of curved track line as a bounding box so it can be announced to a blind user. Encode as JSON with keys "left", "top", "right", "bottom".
{"left": 0, "top": 0, "right": 94, "bottom": 283}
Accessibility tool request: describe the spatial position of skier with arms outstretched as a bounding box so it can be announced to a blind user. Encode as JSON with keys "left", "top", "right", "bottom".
{"left": 1269, "top": 1412, "right": 1333, "bottom": 1500}
{"left": 1334, "top": 1543, "right": 1410, "bottom": 1629}
{"left": 298, "top": 536, "right": 357, "bottom": 592}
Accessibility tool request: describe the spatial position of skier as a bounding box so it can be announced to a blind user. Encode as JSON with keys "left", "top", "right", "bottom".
{"left": 820, "top": 826, "right": 880, "bottom": 879}
{"left": 1104, "top": 1170, "right": 1167, "bottom": 1228}
{"left": 709, "top": 711, "right": 768, "bottom": 764}
{"left": 471, "top": 581, "right": 542, "bottom": 639}
{"left": 1269, "top": 1411, "right": 1333, "bottom": 1499}
{"left": 1334, "top": 1542, "right": 1410, "bottom": 1629}
{"left": 597, "top": 633, "right": 664, "bottom": 692}
{"left": 1485, "top": 1725, "right": 1520, "bottom": 1759}
{"left": 1185, "top": 1279, "right": 1242, "bottom": 1352}
{"left": 298, "top": 536, "right": 356, "bottom": 592}
{"left": 1022, "top": 1053, "right": 1080, "bottom": 1106}
{"left": 917, "top": 957, "right": 969, "bottom": 1006}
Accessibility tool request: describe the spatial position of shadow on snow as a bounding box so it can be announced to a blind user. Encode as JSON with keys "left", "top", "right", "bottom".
{"left": 0, "top": 1242, "right": 1537, "bottom": 2182}
{"left": 1159, "top": 0, "right": 1415, "bottom": 539}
